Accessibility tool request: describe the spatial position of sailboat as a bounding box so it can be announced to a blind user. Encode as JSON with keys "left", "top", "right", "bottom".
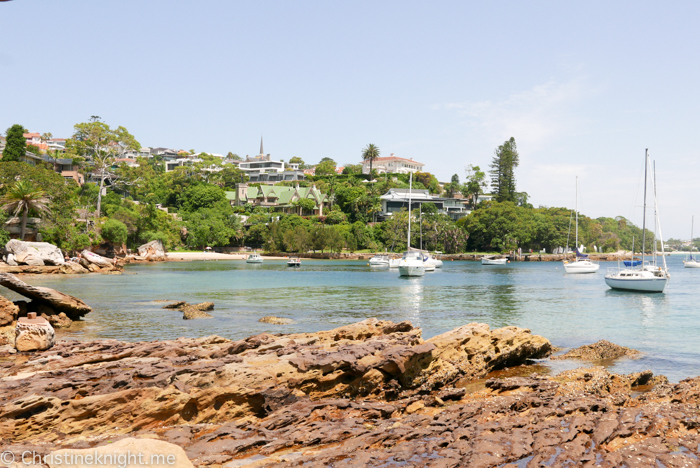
{"left": 683, "top": 216, "right": 700, "bottom": 268}
{"left": 563, "top": 177, "right": 600, "bottom": 274}
{"left": 398, "top": 172, "right": 425, "bottom": 277}
{"left": 605, "top": 149, "right": 670, "bottom": 292}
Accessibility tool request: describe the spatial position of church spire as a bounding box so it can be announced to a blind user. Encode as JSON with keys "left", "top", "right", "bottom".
{"left": 260, "top": 136, "right": 264, "bottom": 155}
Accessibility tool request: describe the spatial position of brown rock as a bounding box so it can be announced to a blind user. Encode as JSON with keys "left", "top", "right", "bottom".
{"left": 0, "top": 295, "right": 19, "bottom": 326}
{"left": 552, "top": 339, "right": 640, "bottom": 361}
{"left": 163, "top": 301, "right": 187, "bottom": 309}
{"left": 405, "top": 401, "right": 424, "bottom": 414}
{"left": 191, "top": 302, "right": 214, "bottom": 311}
{"left": 40, "top": 312, "right": 72, "bottom": 329}
{"left": 14, "top": 312, "right": 55, "bottom": 352}
{"left": 0, "top": 273, "right": 91, "bottom": 320}
{"left": 49, "top": 438, "right": 193, "bottom": 468}
{"left": 182, "top": 307, "right": 212, "bottom": 319}
{"left": 401, "top": 323, "right": 552, "bottom": 391}
{"left": 59, "top": 262, "right": 88, "bottom": 274}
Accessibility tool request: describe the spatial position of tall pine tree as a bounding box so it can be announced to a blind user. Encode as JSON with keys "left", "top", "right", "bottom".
{"left": 2, "top": 124, "right": 27, "bottom": 163}
{"left": 489, "top": 137, "right": 519, "bottom": 203}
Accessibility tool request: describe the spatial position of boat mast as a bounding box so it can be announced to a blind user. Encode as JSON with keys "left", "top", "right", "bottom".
{"left": 641, "top": 149, "right": 648, "bottom": 267}
{"left": 575, "top": 176, "right": 579, "bottom": 255}
{"left": 653, "top": 160, "right": 658, "bottom": 265}
{"left": 407, "top": 172, "right": 412, "bottom": 250}
{"left": 693, "top": 216, "right": 695, "bottom": 260}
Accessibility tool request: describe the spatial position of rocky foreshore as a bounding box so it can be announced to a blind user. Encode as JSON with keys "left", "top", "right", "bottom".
{"left": 1, "top": 319, "right": 699, "bottom": 467}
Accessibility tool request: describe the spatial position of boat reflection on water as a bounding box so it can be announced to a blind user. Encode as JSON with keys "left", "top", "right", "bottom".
{"left": 399, "top": 277, "right": 423, "bottom": 326}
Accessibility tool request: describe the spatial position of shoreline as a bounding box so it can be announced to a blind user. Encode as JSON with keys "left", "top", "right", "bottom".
{"left": 1, "top": 319, "right": 697, "bottom": 466}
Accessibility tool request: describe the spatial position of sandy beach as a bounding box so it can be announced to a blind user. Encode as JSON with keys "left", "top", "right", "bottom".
{"left": 165, "top": 252, "right": 287, "bottom": 261}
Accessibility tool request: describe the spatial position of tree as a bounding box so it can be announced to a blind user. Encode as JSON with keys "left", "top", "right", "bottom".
{"left": 0, "top": 180, "right": 50, "bottom": 240}
{"left": 342, "top": 164, "right": 363, "bottom": 175}
{"left": 289, "top": 156, "right": 305, "bottom": 165}
{"left": 361, "top": 144, "right": 380, "bottom": 175}
{"left": 489, "top": 137, "right": 520, "bottom": 203}
{"left": 445, "top": 173, "right": 461, "bottom": 197}
{"left": 101, "top": 218, "right": 128, "bottom": 245}
{"left": 2, "top": 125, "right": 26, "bottom": 163}
{"left": 292, "top": 198, "right": 316, "bottom": 215}
{"left": 315, "top": 160, "right": 337, "bottom": 175}
{"left": 226, "top": 152, "right": 242, "bottom": 161}
{"left": 67, "top": 118, "right": 141, "bottom": 218}
{"left": 463, "top": 165, "right": 488, "bottom": 206}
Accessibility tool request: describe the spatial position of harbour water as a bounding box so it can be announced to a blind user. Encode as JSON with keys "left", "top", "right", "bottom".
{"left": 12, "top": 255, "right": 699, "bottom": 382}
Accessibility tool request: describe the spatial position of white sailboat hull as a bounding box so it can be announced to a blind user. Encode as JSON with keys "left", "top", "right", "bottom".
{"left": 246, "top": 258, "right": 264, "bottom": 264}
{"left": 604, "top": 276, "right": 667, "bottom": 292}
{"left": 399, "top": 265, "right": 425, "bottom": 276}
{"left": 684, "top": 260, "right": 700, "bottom": 268}
{"left": 388, "top": 258, "right": 401, "bottom": 268}
{"left": 563, "top": 260, "right": 599, "bottom": 274}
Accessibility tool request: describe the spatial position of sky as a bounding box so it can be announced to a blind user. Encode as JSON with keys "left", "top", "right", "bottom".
{"left": 1, "top": 1, "right": 699, "bottom": 238}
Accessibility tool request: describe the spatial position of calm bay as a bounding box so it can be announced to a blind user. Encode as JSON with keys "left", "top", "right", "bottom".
{"left": 12, "top": 255, "right": 699, "bottom": 382}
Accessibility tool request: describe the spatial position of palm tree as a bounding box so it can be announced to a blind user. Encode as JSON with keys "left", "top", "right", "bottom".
{"left": 1, "top": 180, "right": 51, "bottom": 241}
{"left": 362, "top": 144, "right": 380, "bottom": 176}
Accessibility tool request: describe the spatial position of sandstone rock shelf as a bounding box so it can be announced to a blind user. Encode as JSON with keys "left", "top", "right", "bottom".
{"left": 1, "top": 319, "right": 698, "bottom": 467}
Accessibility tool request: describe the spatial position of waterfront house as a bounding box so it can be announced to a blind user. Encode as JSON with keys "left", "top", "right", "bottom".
{"left": 362, "top": 154, "right": 425, "bottom": 175}
{"left": 19, "top": 152, "right": 84, "bottom": 185}
{"left": 229, "top": 183, "right": 329, "bottom": 216}
{"left": 378, "top": 188, "right": 490, "bottom": 221}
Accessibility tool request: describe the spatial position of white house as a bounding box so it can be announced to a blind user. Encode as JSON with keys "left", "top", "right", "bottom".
{"left": 362, "top": 153, "right": 425, "bottom": 174}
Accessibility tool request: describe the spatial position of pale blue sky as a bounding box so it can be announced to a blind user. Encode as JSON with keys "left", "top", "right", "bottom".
{"left": 1, "top": 1, "right": 699, "bottom": 238}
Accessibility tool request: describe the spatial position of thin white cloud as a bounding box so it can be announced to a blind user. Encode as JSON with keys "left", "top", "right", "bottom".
{"left": 444, "top": 77, "right": 596, "bottom": 152}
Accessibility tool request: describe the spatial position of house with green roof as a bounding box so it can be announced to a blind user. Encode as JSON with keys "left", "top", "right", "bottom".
{"left": 227, "top": 183, "right": 330, "bottom": 216}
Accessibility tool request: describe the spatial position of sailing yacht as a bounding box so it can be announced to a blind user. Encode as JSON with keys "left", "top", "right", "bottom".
{"left": 684, "top": 216, "right": 700, "bottom": 268}
{"left": 563, "top": 177, "right": 599, "bottom": 274}
{"left": 605, "top": 150, "right": 670, "bottom": 292}
{"left": 398, "top": 173, "right": 425, "bottom": 277}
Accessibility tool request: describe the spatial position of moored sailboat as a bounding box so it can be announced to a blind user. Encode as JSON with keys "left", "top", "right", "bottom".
{"left": 605, "top": 149, "right": 669, "bottom": 292}
{"left": 398, "top": 172, "right": 425, "bottom": 277}
{"left": 563, "top": 177, "right": 599, "bottom": 274}
{"left": 683, "top": 216, "right": 700, "bottom": 268}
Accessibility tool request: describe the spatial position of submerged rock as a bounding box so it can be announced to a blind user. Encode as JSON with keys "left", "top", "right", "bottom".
{"left": 14, "top": 312, "right": 55, "bottom": 352}
{"left": 552, "top": 339, "right": 640, "bottom": 361}
{"left": 182, "top": 307, "right": 213, "bottom": 320}
{"left": 259, "top": 316, "right": 294, "bottom": 324}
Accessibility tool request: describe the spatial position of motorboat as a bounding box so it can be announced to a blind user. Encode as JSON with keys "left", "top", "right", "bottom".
{"left": 369, "top": 254, "right": 390, "bottom": 266}
{"left": 605, "top": 149, "right": 669, "bottom": 292}
{"left": 388, "top": 257, "right": 401, "bottom": 268}
{"left": 563, "top": 177, "right": 599, "bottom": 274}
{"left": 246, "top": 253, "right": 264, "bottom": 264}
{"left": 481, "top": 255, "right": 507, "bottom": 265}
{"left": 287, "top": 257, "right": 301, "bottom": 268}
{"left": 398, "top": 251, "right": 425, "bottom": 277}
{"left": 683, "top": 216, "right": 700, "bottom": 268}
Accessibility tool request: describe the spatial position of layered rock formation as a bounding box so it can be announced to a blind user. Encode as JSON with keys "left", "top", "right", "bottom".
{"left": 0, "top": 273, "right": 91, "bottom": 320}
{"left": 0, "top": 320, "right": 698, "bottom": 466}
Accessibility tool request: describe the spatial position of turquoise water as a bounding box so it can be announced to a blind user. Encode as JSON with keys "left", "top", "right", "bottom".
{"left": 8, "top": 256, "right": 699, "bottom": 382}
